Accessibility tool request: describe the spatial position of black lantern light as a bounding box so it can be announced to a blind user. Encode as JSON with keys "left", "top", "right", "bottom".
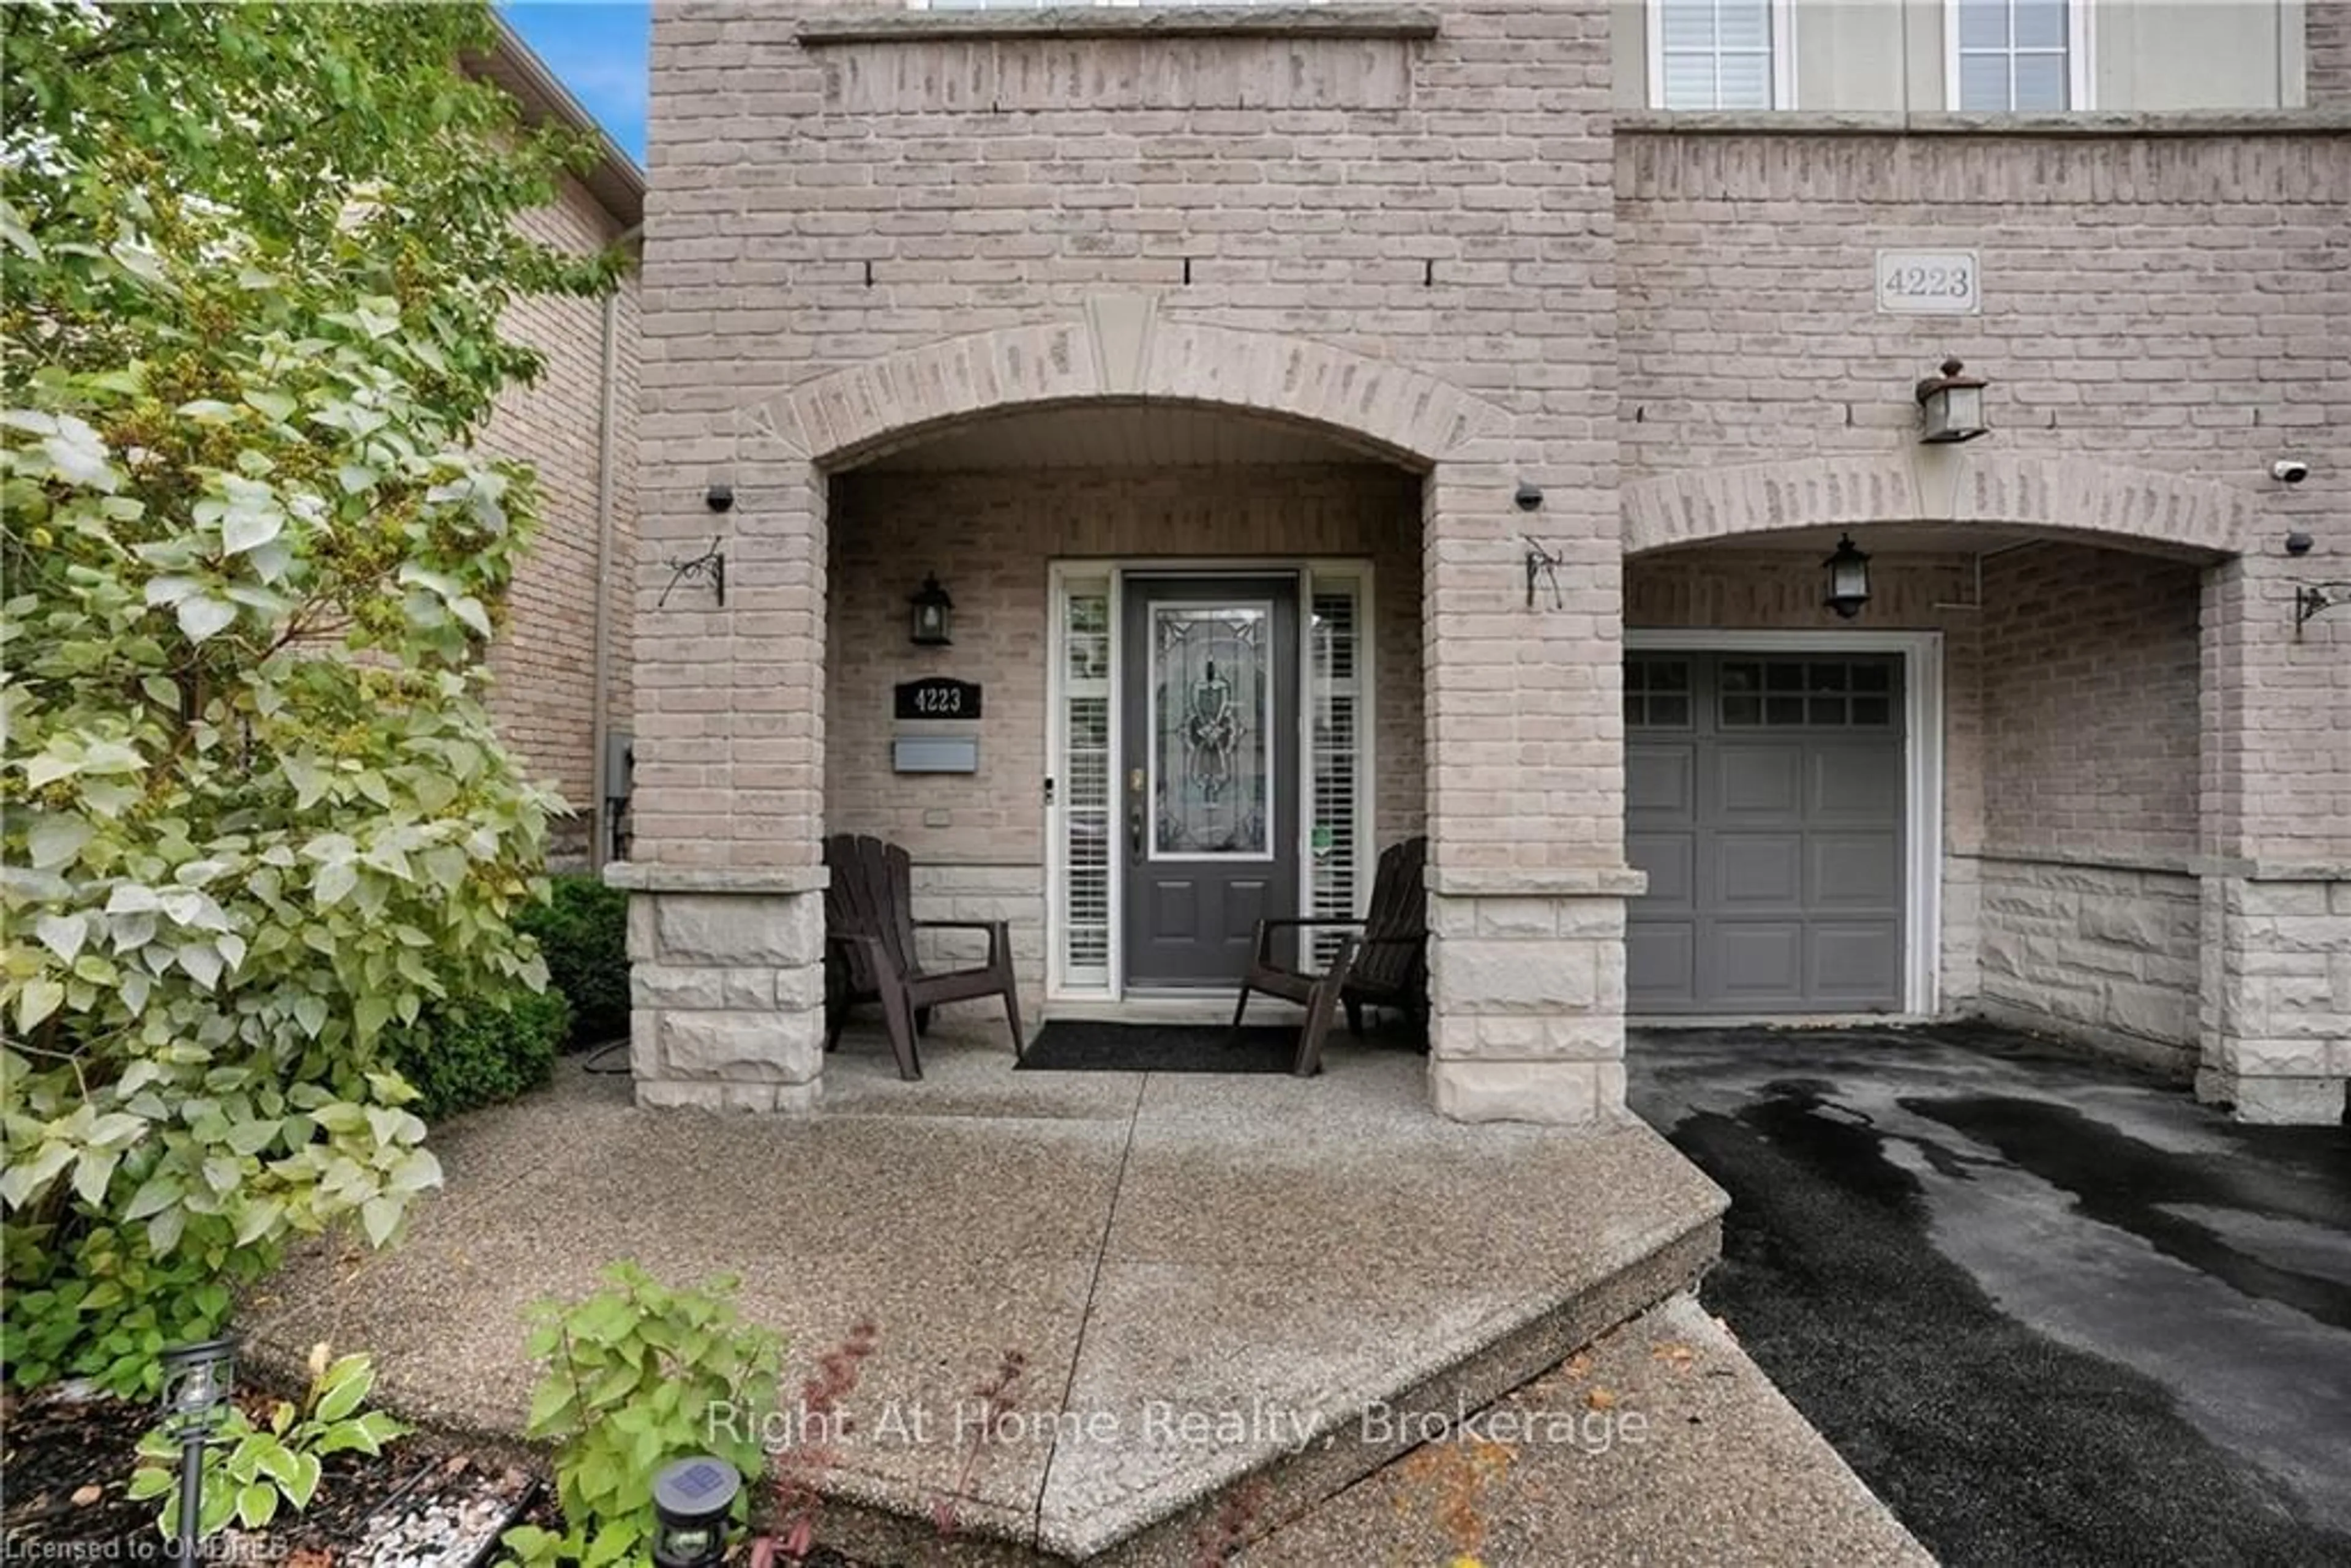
{"left": 651, "top": 1455, "right": 741, "bottom": 1568}
{"left": 909, "top": 572, "right": 954, "bottom": 647}
{"left": 1823, "top": 533, "right": 1872, "bottom": 620}
{"left": 1914, "top": 356, "right": 1989, "bottom": 443}
{"left": 159, "top": 1337, "right": 235, "bottom": 1562}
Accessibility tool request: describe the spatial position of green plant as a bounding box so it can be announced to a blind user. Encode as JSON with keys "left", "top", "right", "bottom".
{"left": 386, "top": 983, "right": 571, "bottom": 1122}
{"left": 1, "top": 1, "right": 617, "bottom": 1394}
{"left": 517, "top": 876, "right": 628, "bottom": 1049}
{"left": 127, "top": 1345, "right": 408, "bottom": 1540}
{"left": 502, "top": 1262, "right": 782, "bottom": 1568}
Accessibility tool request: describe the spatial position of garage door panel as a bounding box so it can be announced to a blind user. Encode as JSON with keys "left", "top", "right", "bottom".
{"left": 1810, "top": 923, "right": 1901, "bottom": 999}
{"left": 1627, "top": 924, "right": 1697, "bottom": 1005}
{"left": 1627, "top": 745, "right": 1696, "bottom": 817}
{"left": 1716, "top": 833, "right": 1803, "bottom": 906}
{"left": 1711, "top": 923, "right": 1807, "bottom": 1002}
{"left": 1628, "top": 650, "right": 1908, "bottom": 1015}
{"left": 1812, "top": 747, "right": 1903, "bottom": 820}
{"left": 1811, "top": 833, "right": 1901, "bottom": 906}
{"left": 1629, "top": 831, "right": 1695, "bottom": 907}
{"left": 1715, "top": 745, "right": 1804, "bottom": 816}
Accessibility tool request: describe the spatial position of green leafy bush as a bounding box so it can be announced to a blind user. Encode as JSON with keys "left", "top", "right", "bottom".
{"left": 518, "top": 876, "right": 628, "bottom": 1049}
{"left": 386, "top": 985, "right": 570, "bottom": 1122}
{"left": 502, "top": 1262, "right": 782, "bottom": 1568}
{"left": 1, "top": 1, "right": 617, "bottom": 1395}
{"left": 129, "top": 1346, "right": 408, "bottom": 1540}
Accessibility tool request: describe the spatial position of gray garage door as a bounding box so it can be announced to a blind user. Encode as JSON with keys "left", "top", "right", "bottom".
{"left": 1625, "top": 651, "right": 1905, "bottom": 1013}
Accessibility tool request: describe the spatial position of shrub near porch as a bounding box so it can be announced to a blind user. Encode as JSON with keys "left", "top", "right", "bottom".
{"left": 0, "top": 0, "right": 615, "bottom": 1394}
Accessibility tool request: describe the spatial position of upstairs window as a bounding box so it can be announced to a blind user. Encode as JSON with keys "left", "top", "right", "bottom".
{"left": 1950, "top": 0, "right": 2087, "bottom": 110}
{"left": 1651, "top": 0, "right": 1793, "bottom": 111}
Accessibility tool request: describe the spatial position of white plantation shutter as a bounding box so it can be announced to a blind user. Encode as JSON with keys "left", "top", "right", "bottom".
{"left": 1307, "top": 580, "right": 1364, "bottom": 965}
{"left": 1059, "top": 581, "right": 1114, "bottom": 990}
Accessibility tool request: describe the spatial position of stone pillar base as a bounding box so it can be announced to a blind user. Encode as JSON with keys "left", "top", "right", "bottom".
{"left": 1422, "top": 874, "right": 1641, "bottom": 1127}
{"left": 2197, "top": 874, "right": 2349, "bottom": 1128}
{"left": 613, "top": 866, "right": 829, "bottom": 1113}
{"left": 2194, "top": 1068, "right": 2347, "bottom": 1126}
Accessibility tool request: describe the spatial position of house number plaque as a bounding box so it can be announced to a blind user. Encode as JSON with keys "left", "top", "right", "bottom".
{"left": 895, "top": 677, "right": 982, "bottom": 720}
{"left": 1875, "top": 249, "right": 1981, "bottom": 315}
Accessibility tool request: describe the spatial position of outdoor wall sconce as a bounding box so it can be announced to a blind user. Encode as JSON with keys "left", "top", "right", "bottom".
{"left": 159, "top": 1336, "right": 235, "bottom": 1563}
{"left": 909, "top": 572, "right": 954, "bottom": 646}
{"left": 658, "top": 537, "right": 726, "bottom": 608}
{"left": 1523, "top": 537, "right": 1565, "bottom": 610}
{"left": 2294, "top": 582, "right": 2351, "bottom": 634}
{"left": 1823, "top": 533, "right": 1872, "bottom": 619}
{"left": 1915, "top": 357, "right": 1989, "bottom": 444}
{"left": 651, "top": 1455, "right": 740, "bottom": 1568}
{"left": 705, "top": 481, "right": 734, "bottom": 513}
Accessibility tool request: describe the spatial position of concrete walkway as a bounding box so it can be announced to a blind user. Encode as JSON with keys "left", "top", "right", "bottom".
{"left": 1632, "top": 1022, "right": 2351, "bottom": 1566}
{"left": 247, "top": 1029, "right": 1739, "bottom": 1562}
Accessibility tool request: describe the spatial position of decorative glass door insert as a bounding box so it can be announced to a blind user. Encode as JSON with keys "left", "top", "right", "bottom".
{"left": 1149, "top": 604, "right": 1272, "bottom": 859}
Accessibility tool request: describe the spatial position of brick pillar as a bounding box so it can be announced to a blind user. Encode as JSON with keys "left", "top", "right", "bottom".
{"left": 1420, "top": 457, "right": 1643, "bottom": 1125}
{"left": 614, "top": 446, "right": 831, "bottom": 1111}
{"left": 2195, "top": 555, "right": 2350, "bottom": 1124}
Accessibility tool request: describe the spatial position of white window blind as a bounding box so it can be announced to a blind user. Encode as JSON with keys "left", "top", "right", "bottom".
{"left": 1654, "top": 0, "right": 1781, "bottom": 111}
{"left": 1952, "top": 0, "right": 2077, "bottom": 111}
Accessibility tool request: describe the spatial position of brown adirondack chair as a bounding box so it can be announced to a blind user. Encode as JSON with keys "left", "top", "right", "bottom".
{"left": 1231, "top": 836, "right": 1428, "bottom": 1077}
{"left": 822, "top": 834, "right": 1023, "bottom": 1080}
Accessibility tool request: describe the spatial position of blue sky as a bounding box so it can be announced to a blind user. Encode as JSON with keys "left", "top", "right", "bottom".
{"left": 501, "top": 2, "right": 652, "bottom": 165}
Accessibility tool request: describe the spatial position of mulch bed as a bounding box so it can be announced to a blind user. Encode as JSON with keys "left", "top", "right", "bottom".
{"left": 2, "top": 1383, "right": 546, "bottom": 1566}
{"left": 2, "top": 1385, "right": 873, "bottom": 1566}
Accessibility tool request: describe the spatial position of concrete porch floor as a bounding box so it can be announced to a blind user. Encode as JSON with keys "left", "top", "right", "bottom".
{"left": 242, "top": 1025, "right": 1896, "bottom": 1563}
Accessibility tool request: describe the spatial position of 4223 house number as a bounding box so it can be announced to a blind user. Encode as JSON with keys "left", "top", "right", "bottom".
{"left": 1875, "top": 249, "right": 1981, "bottom": 315}
{"left": 894, "top": 677, "right": 983, "bottom": 720}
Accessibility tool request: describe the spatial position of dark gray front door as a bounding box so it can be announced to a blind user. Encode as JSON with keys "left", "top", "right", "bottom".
{"left": 1626, "top": 651, "right": 1905, "bottom": 1013}
{"left": 1121, "top": 576, "right": 1300, "bottom": 988}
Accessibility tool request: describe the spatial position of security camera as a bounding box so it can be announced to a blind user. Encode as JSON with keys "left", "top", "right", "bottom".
{"left": 2271, "top": 459, "right": 2311, "bottom": 485}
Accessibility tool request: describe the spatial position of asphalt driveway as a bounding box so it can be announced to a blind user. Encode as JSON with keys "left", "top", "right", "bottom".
{"left": 1629, "top": 1022, "right": 2351, "bottom": 1567}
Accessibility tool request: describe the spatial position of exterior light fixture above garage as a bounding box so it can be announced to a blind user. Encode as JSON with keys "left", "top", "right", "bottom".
{"left": 909, "top": 572, "right": 954, "bottom": 647}
{"left": 1824, "top": 534, "right": 1872, "bottom": 620}
{"left": 1915, "top": 357, "right": 1989, "bottom": 443}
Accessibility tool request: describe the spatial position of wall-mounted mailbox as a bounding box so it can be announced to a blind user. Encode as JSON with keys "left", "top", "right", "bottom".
{"left": 894, "top": 735, "right": 980, "bottom": 775}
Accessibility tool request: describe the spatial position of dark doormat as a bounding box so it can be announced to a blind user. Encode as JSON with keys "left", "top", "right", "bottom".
{"left": 1017, "top": 1022, "right": 1300, "bottom": 1074}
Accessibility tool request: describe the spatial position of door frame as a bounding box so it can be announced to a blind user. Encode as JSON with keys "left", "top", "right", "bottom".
{"left": 1046, "top": 558, "right": 1378, "bottom": 1003}
{"left": 1624, "top": 628, "right": 1944, "bottom": 1016}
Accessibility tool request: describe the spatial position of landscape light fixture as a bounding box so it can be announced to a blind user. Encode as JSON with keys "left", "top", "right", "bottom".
{"left": 910, "top": 572, "right": 954, "bottom": 647}
{"left": 1823, "top": 533, "right": 1872, "bottom": 620}
{"left": 158, "top": 1337, "right": 235, "bottom": 1563}
{"left": 1915, "top": 357, "right": 1989, "bottom": 443}
{"left": 651, "top": 1455, "right": 740, "bottom": 1568}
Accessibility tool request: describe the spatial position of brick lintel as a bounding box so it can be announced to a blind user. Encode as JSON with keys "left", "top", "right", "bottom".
{"left": 797, "top": 6, "right": 1441, "bottom": 47}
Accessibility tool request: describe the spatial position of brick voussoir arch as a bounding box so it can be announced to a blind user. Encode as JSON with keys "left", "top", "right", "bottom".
{"left": 745, "top": 304, "right": 1498, "bottom": 471}
{"left": 1622, "top": 452, "right": 2255, "bottom": 558}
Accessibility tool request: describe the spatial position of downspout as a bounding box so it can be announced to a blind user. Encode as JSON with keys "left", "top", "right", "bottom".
{"left": 588, "top": 223, "right": 642, "bottom": 868}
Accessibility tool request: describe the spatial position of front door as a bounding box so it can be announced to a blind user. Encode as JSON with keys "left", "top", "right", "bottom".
{"left": 1120, "top": 576, "right": 1300, "bottom": 988}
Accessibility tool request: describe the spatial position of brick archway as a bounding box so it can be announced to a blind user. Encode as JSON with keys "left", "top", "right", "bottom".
{"left": 1621, "top": 452, "right": 2255, "bottom": 558}
{"left": 737, "top": 298, "right": 1502, "bottom": 470}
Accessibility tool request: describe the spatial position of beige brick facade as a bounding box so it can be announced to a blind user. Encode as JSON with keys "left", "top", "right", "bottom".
{"left": 468, "top": 28, "right": 645, "bottom": 869}
{"left": 626, "top": 2, "right": 2349, "bottom": 1125}
{"left": 481, "top": 182, "right": 642, "bottom": 864}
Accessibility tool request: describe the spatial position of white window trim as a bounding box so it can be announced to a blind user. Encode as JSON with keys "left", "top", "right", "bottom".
{"left": 1044, "top": 558, "right": 1376, "bottom": 1006}
{"left": 1624, "top": 629, "right": 1944, "bottom": 1018}
{"left": 1944, "top": 0, "right": 2096, "bottom": 113}
{"left": 1647, "top": 0, "right": 1799, "bottom": 112}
